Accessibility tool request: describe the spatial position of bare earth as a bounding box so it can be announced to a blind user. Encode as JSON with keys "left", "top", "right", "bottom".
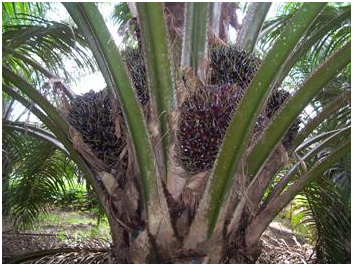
{"left": 2, "top": 216, "right": 316, "bottom": 264}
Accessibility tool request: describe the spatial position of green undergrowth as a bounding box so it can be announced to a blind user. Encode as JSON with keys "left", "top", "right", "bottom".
{"left": 277, "top": 201, "right": 316, "bottom": 243}
{"left": 3, "top": 209, "right": 112, "bottom": 242}
{"left": 37, "top": 210, "right": 111, "bottom": 241}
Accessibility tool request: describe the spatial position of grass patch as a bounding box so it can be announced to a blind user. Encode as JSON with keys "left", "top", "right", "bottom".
{"left": 31, "top": 209, "right": 111, "bottom": 241}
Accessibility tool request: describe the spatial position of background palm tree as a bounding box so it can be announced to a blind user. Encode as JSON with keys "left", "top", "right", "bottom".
{"left": 2, "top": 2, "right": 350, "bottom": 263}
{"left": 2, "top": 2, "right": 96, "bottom": 227}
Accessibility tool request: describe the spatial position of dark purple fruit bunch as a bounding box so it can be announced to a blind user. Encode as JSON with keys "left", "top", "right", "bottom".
{"left": 265, "top": 89, "right": 300, "bottom": 149}
{"left": 177, "top": 85, "right": 242, "bottom": 172}
{"left": 210, "top": 46, "right": 260, "bottom": 88}
{"left": 67, "top": 89, "right": 127, "bottom": 170}
{"left": 177, "top": 86, "right": 301, "bottom": 173}
{"left": 121, "top": 48, "right": 149, "bottom": 105}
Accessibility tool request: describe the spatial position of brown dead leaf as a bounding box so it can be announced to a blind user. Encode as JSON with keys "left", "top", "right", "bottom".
{"left": 112, "top": 97, "right": 124, "bottom": 139}
{"left": 176, "top": 66, "right": 202, "bottom": 106}
{"left": 173, "top": 172, "right": 209, "bottom": 239}
{"left": 98, "top": 172, "right": 117, "bottom": 195}
{"left": 197, "top": 57, "right": 211, "bottom": 85}
{"left": 166, "top": 144, "right": 187, "bottom": 200}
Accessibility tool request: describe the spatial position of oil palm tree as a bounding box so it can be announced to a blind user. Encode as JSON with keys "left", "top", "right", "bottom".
{"left": 284, "top": 63, "right": 351, "bottom": 263}
{"left": 2, "top": 2, "right": 350, "bottom": 263}
{"left": 297, "top": 155, "right": 351, "bottom": 263}
{"left": 2, "top": 2, "right": 95, "bottom": 227}
{"left": 259, "top": 5, "right": 351, "bottom": 263}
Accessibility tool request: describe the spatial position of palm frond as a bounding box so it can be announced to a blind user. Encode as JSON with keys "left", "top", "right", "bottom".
{"left": 309, "top": 15, "right": 351, "bottom": 68}
{"left": 111, "top": 2, "right": 131, "bottom": 29}
{"left": 2, "top": 2, "right": 50, "bottom": 25}
{"left": 2, "top": 121, "right": 68, "bottom": 154}
{"left": 111, "top": 2, "right": 138, "bottom": 49}
{"left": 3, "top": 14, "right": 96, "bottom": 84}
{"left": 259, "top": 3, "right": 350, "bottom": 55}
{"left": 258, "top": 3, "right": 300, "bottom": 52}
{"left": 287, "top": 112, "right": 351, "bottom": 263}
{"left": 3, "top": 130, "right": 78, "bottom": 229}
{"left": 291, "top": 167, "right": 351, "bottom": 263}
{"left": 2, "top": 91, "right": 16, "bottom": 120}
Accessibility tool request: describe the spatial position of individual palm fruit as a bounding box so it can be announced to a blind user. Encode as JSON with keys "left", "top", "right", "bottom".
{"left": 265, "top": 89, "right": 300, "bottom": 149}
{"left": 67, "top": 89, "right": 127, "bottom": 171}
{"left": 177, "top": 85, "right": 242, "bottom": 172}
{"left": 210, "top": 45, "right": 260, "bottom": 88}
{"left": 121, "top": 48, "right": 149, "bottom": 105}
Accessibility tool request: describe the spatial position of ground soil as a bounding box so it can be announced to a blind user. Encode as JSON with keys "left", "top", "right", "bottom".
{"left": 2, "top": 211, "right": 316, "bottom": 264}
{"left": 257, "top": 222, "right": 316, "bottom": 264}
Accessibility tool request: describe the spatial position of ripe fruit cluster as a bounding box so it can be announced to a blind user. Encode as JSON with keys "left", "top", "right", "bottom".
{"left": 178, "top": 85, "right": 242, "bottom": 172}
{"left": 210, "top": 45, "right": 260, "bottom": 88}
{"left": 121, "top": 48, "right": 149, "bottom": 105}
{"left": 177, "top": 46, "right": 299, "bottom": 172}
{"left": 67, "top": 89, "right": 127, "bottom": 170}
{"left": 177, "top": 46, "right": 260, "bottom": 172}
{"left": 67, "top": 48, "right": 147, "bottom": 172}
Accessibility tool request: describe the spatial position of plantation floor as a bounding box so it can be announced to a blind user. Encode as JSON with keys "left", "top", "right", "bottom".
{"left": 2, "top": 209, "right": 111, "bottom": 263}
{"left": 2, "top": 210, "right": 316, "bottom": 264}
{"left": 258, "top": 222, "right": 316, "bottom": 263}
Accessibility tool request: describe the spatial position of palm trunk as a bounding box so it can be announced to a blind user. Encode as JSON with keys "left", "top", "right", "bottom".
{"left": 104, "top": 140, "right": 349, "bottom": 263}
{"left": 69, "top": 124, "right": 288, "bottom": 263}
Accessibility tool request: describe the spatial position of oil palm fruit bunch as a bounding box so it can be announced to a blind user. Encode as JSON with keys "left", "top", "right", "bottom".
{"left": 67, "top": 89, "right": 127, "bottom": 171}
{"left": 67, "top": 49, "right": 147, "bottom": 173}
{"left": 265, "top": 89, "right": 300, "bottom": 148}
{"left": 177, "top": 84, "right": 272, "bottom": 172}
{"left": 177, "top": 45, "right": 299, "bottom": 173}
{"left": 121, "top": 48, "right": 149, "bottom": 105}
{"left": 210, "top": 45, "right": 260, "bottom": 88}
{"left": 177, "top": 85, "right": 243, "bottom": 172}
{"left": 177, "top": 46, "right": 261, "bottom": 173}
